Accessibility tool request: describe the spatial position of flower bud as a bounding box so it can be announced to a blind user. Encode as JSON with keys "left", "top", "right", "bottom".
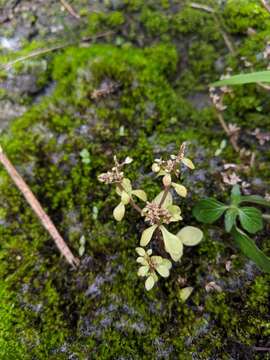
{"left": 124, "top": 156, "right": 133, "bottom": 164}
{"left": 152, "top": 163, "right": 160, "bottom": 173}
{"left": 162, "top": 174, "right": 171, "bottom": 187}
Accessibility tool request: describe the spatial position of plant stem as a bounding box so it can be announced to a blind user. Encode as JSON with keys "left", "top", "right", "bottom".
{"left": 262, "top": 214, "right": 270, "bottom": 221}
{"left": 60, "top": 0, "right": 80, "bottom": 19}
{"left": 2, "top": 31, "right": 114, "bottom": 71}
{"left": 261, "top": 0, "right": 270, "bottom": 14}
{"left": 159, "top": 186, "right": 170, "bottom": 208}
{"left": 117, "top": 184, "right": 143, "bottom": 215}
{"left": 0, "top": 147, "right": 79, "bottom": 267}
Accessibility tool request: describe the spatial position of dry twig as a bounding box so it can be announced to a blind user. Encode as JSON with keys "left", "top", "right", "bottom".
{"left": 60, "top": 0, "right": 80, "bottom": 19}
{"left": 190, "top": 2, "right": 214, "bottom": 13}
{"left": 1, "top": 31, "right": 114, "bottom": 71}
{"left": 261, "top": 0, "right": 270, "bottom": 14}
{"left": 189, "top": 3, "right": 235, "bottom": 54}
{"left": 0, "top": 147, "right": 79, "bottom": 267}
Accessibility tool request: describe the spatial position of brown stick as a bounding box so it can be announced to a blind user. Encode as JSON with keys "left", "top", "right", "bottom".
{"left": 190, "top": 2, "right": 214, "bottom": 13}
{"left": 60, "top": 0, "right": 80, "bottom": 19}
{"left": 261, "top": 0, "right": 270, "bottom": 14}
{"left": 215, "top": 111, "right": 240, "bottom": 152}
{"left": 1, "top": 31, "right": 114, "bottom": 71}
{"left": 253, "top": 346, "right": 270, "bottom": 352}
{"left": 0, "top": 147, "right": 79, "bottom": 267}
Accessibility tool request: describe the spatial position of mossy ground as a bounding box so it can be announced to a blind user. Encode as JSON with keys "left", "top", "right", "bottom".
{"left": 0, "top": 1, "right": 270, "bottom": 359}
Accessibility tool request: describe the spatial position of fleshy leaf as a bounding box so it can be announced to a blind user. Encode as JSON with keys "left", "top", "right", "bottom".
{"left": 179, "top": 287, "right": 193, "bottom": 302}
{"left": 153, "top": 191, "right": 172, "bottom": 208}
{"left": 151, "top": 256, "right": 163, "bottom": 265}
{"left": 132, "top": 190, "right": 147, "bottom": 202}
{"left": 136, "top": 257, "right": 148, "bottom": 265}
{"left": 177, "top": 226, "right": 203, "bottom": 246}
{"left": 156, "top": 264, "right": 170, "bottom": 277}
{"left": 162, "top": 258, "right": 172, "bottom": 270}
{"left": 135, "top": 247, "right": 146, "bottom": 256}
{"left": 138, "top": 265, "right": 149, "bottom": 277}
{"left": 181, "top": 158, "right": 195, "bottom": 170}
{"left": 172, "top": 182, "right": 187, "bottom": 197}
{"left": 160, "top": 225, "right": 183, "bottom": 261}
{"left": 121, "top": 191, "right": 130, "bottom": 205}
{"left": 145, "top": 275, "right": 155, "bottom": 290}
{"left": 231, "top": 227, "right": 270, "bottom": 273}
{"left": 193, "top": 198, "right": 228, "bottom": 223}
{"left": 167, "top": 205, "right": 182, "bottom": 222}
{"left": 140, "top": 225, "right": 158, "bottom": 246}
{"left": 122, "top": 178, "right": 132, "bottom": 193}
{"left": 238, "top": 207, "right": 263, "bottom": 234}
{"left": 225, "top": 208, "right": 238, "bottom": 232}
{"left": 113, "top": 202, "right": 125, "bottom": 221}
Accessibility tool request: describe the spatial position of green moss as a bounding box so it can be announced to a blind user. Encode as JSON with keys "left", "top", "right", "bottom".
{"left": 224, "top": 0, "right": 270, "bottom": 34}
{"left": 0, "top": 1, "right": 270, "bottom": 358}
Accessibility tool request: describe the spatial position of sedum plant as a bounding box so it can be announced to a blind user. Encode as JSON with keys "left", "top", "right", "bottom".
{"left": 98, "top": 143, "right": 203, "bottom": 290}
{"left": 193, "top": 185, "right": 270, "bottom": 273}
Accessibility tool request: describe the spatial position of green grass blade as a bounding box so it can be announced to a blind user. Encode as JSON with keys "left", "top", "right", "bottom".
{"left": 231, "top": 227, "right": 270, "bottom": 273}
{"left": 212, "top": 71, "right": 270, "bottom": 86}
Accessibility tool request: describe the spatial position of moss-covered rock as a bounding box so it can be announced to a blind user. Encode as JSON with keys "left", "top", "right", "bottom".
{"left": 0, "top": 1, "right": 270, "bottom": 359}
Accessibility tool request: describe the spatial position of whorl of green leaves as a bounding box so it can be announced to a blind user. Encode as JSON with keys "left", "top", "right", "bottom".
{"left": 193, "top": 185, "right": 270, "bottom": 273}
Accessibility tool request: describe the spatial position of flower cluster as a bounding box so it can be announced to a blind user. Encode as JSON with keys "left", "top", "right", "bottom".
{"left": 142, "top": 201, "right": 174, "bottom": 225}
{"left": 152, "top": 143, "right": 195, "bottom": 179}
{"left": 136, "top": 247, "right": 172, "bottom": 290}
{"left": 98, "top": 143, "right": 203, "bottom": 291}
{"left": 209, "top": 87, "right": 227, "bottom": 112}
{"left": 98, "top": 156, "right": 132, "bottom": 185}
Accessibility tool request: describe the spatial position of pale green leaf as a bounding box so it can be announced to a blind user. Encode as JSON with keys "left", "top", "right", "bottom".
{"left": 177, "top": 226, "right": 203, "bottom": 246}
{"left": 135, "top": 247, "right": 146, "bottom": 256}
{"left": 172, "top": 182, "right": 187, "bottom": 197}
{"left": 140, "top": 225, "right": 158, "bottom": 246}
{"left": 179, "top": 287, "right": 193, "bottom": 302}
{"left": 132, "top": 189, "right": 147, "bottom": 202}
{"left": 161, "top": 258, "right": 172, "bottom": 270}
{"left": 153, "top": 191, "right": 172, "bottom": 208}
{"left": 138, "top": 265, "right": 149, "bottom": 277}
{"left": 121, "top": 191, "right": 130, "bottom": 205}
{"left": 79, "top": 245, "right": 85, "bottom": 257}
{"left": 113, "top": 202, "right": 125, "bottom": 221}
{"left": 160, "top": 225, "right": 183, "bottom": 261}
{"left": 145, "top": 275, "right": 155, "bottom": 290}
{"left": 167, "top": 205, "right": 182, "bottom": 222}
{"left": 181, "top": 157, "right": 195, "bottom": 170}
{"left": 157, "top": 170, "right": 167, "bottom": 177}
{"left": 151, "top": 256, "right": 163, "bottom": 265}
{"left": 122, "top": 178, "right": 132, "bottom": 193}
{"left": 156, "top": 264, "right": 170, "bottom": 278}
{"left": 152, "top": 163, "right": 160, "bottom": 173}
{"left": 136, "top": 257, "right": 148, "bottom": 265}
